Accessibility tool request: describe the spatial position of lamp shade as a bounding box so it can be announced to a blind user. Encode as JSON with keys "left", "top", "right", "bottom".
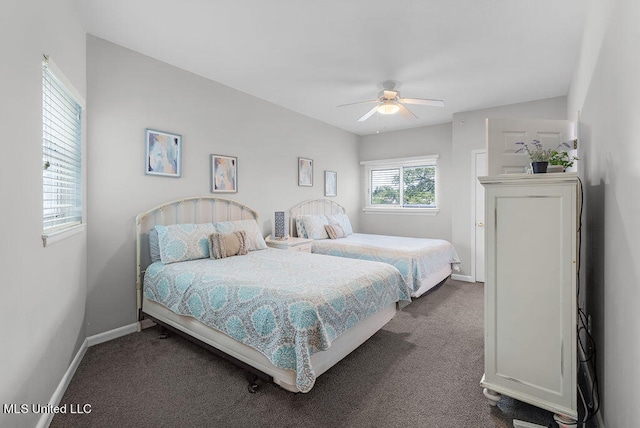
{"left": 377, "top": 101, "right": 400, "bottom": 115}
{"left": 273, "top": 211, "right": 289, "bottom": 239}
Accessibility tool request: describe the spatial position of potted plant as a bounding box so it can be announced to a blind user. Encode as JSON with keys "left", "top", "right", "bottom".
{"left": 515, "top": 140, "right": 552, "bottom": 173}
{"left": 515, "top": 140, "right": 578, "bottom": 173}
{"left": 548, "top": 149, "right": 579, "bottom": 172}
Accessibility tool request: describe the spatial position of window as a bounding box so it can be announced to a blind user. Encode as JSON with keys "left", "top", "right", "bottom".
{"left": 362, "top": 155, "right": 439, "bottom": 214}
{"left": 42, "top": 57, "right": 83, "bottom": 240}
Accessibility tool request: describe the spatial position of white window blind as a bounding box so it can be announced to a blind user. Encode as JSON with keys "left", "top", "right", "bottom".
{"left": 370, "top": 168, "right": 400, "bottom": 205}
{"left": 42, "top": 59, "right": 83, "bottom": 232}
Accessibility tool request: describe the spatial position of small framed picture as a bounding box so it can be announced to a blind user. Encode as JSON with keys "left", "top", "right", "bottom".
{"left": 325, "top": 171, "right": 337, "bottom": 197}
{"left": 145, "top": 129, "right": 182, "bottom": 177}
{"left": 211, "top": 154, "right": 238, "bottom": 193}
{"left": 298, "top": 157, "right": 313, "bottom": 187}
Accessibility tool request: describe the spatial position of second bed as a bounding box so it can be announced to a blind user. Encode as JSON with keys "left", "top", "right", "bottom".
{"left": 290, "top": 199, "right": 460, "bottom": 297}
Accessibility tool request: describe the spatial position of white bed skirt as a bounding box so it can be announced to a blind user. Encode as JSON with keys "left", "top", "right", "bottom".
{"left": 412, "top": 263, "right": 452, "bottom": 298}
{"left": 141, "top": 298, "right": 397, "bottom": 392}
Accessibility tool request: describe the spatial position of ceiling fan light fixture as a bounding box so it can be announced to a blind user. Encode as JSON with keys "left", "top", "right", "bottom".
{"left": 377, "top": 101, "right": 400, "bottom": 115}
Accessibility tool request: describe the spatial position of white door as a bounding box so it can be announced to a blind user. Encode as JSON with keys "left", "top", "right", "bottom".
{"left": 473, "top": 151, "right": 487, "bottom": 282}
{"left": 486, "top": 118, "right": 575, "bottom": 176}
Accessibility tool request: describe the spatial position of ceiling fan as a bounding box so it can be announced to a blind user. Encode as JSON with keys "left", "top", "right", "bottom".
{"left": 337, "top": 80, "right": 444, "bottom": 122}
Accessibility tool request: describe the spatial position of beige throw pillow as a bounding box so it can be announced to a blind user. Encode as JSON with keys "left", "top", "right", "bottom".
{"left": 209, "top": 231, "right": 248, "bottom": 259}
{"left": 325, "top": 224, "right": 346, "bottom": 240}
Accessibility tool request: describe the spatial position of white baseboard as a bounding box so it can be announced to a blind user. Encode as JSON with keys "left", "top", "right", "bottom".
{"left": 37, "top": 323, "right": 140, "bottom": 428}
{"left": 36, "top": 339, "right": 88, "bottom": 428}
{"left": 86, "top": 322, "right": 138, "bottom": 347}
{"left": 451, "top": 273, "right": 475, "bottom": 282}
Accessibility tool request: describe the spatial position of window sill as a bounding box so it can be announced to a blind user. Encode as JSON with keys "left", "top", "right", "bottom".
{"left": 362, "top": 207, "right": 439, "bottom": 216}
{"left": 42, "top": 223, "right": 86, "bottom": 247}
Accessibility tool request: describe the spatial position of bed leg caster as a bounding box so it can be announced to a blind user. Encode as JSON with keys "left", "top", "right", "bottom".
{"left": 158, "top": 326, "right": 170, "bottom": 339}
{"left": 246, "top": 372, "right": 259, "bottom": 393}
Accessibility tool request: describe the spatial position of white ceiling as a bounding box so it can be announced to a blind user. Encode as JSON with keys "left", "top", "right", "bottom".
{"left": 71, "top": 0, "right": 586, "bottom": 136}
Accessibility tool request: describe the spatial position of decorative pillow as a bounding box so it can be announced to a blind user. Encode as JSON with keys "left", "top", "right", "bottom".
{"left": 327, "top": 213, "right": 353, "bottom": 235}
{"left": 149, "top": 227, "right": 161, "bottom": 263}
{"left": 300, "top": 215, "right": 329, "bottom": 240}
{"left": 214, "top": 219, "right": 267, "bottom": 251}
{"left": 325, "top": 224, "right": 346, "bottom": 240}
{"left": 327, "top": 214, "right": 353, "bottom": 235}
{"left": 155, "top": 223, "right": 216, "bottom": 264}
{"left": 209, "top": 231, "right": 248, "bottom": 259}
{"left": 295, "top": 216, "right": 307, "bottom": 238}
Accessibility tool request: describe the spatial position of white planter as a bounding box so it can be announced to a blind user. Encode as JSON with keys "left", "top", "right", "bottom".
{"left": 546, "top": 165, "right": 564, "bottom": 173}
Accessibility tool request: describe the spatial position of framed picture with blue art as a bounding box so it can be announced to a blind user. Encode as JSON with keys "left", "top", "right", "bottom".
{"left": 298, "top": 157, "right": 313, "bottom": 187}
{"left": 324, "top": 171, "right": 337, "bottom": 197}
{"left": 211, "top": 154, "right": 238, "bottom": 193}
{"left": 145, "top": 129, "right": 181, "bottom": 177}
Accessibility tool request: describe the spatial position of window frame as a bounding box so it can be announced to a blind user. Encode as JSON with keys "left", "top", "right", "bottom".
{"left": 41, "top": 56, "right": 86, "bottom": 247}
{"left": 361, "top": 155, "right": 440, "bottom": 215}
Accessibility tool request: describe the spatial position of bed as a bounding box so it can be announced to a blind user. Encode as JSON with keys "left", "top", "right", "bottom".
{"left": 289, "top": 199, "right": 460, "bottom": 297}
{"left": 135, "top": 197, "right": 411, "bottom": 393}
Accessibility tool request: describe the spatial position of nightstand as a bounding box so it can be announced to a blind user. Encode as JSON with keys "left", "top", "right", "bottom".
{"left": 265, "top": 236, "right": 313, "bottom": 253}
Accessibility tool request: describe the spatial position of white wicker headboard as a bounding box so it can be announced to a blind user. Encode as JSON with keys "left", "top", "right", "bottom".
{"left": 288, "top": 199, "right": 346, "bottom": 237}
{"left": 135, "top": 197, "right": 258, "bottom": 317}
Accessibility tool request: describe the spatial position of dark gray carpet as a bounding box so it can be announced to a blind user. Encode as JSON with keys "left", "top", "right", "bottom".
{"left": 51, "top": 280, "right": 558, "bottom": 428}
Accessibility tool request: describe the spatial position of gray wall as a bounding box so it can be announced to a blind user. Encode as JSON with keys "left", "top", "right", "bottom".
{"left": 451, "top": 96, "right": 567, "bottom": 278}
{"left": 0, "top": 1, "right": 87, "bottom": 427}
{"left": 85, "top": 37, "right": 361, "bottom": 336}
{"left": 568, "top": 0, "right": 640, "bottom": 425}
{"left": 358, "top": 123, "right": 453, "bottom": 240}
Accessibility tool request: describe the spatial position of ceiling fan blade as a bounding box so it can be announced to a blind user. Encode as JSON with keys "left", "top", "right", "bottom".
{"left": 400, "top": 97, "right": 445, "bottom": 107}
{"left": 357, "top": 104, "right": 380, "bottom": 122}
{"left": 336, "top": 99, "right": 378, "bottom": 108}
{"left": 397, "top": 103, "right": 418, "bottom": 120}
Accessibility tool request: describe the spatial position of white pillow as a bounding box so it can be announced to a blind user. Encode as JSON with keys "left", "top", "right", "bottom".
{"left": 327, "top": 213, "right": 353, "bottom": 235}
{"left": 155, "top": 223, "right": 216, "bottom": 264}
{"left": 300, "top": 215, "right": 329, "bottom": 240}
{"left": 214, "top": 219, "right": 267, "bottom": 251}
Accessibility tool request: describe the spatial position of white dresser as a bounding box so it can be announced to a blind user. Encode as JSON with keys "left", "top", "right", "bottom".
{"left": 479, "top": 173, "right": 578, "bottom": 425}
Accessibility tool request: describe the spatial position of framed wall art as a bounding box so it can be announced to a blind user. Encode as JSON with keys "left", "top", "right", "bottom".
{"left": 324, "top": 171, "right": 337, "bottom": 197}
{"left": 298, "top": 157, "right": 313, "bottom": 187}
{"left": 145, "top": 129, "right": 182, "bottom": 177}
{"left": 211, "top": 154, "right": 238, "bottom": 193}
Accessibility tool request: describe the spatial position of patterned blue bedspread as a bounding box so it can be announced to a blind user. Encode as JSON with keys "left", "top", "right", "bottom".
{"left": 311, "top": 233, "right": 460, "bottom": 293}
{"left": 143, "top": 248, "right": 410, "bottom": 392}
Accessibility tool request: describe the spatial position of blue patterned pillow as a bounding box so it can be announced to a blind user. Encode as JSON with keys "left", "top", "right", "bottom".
{"left": 214, "top": 219, "right": 267, "bottom": 251}
{"left": 295, "top": 216, "right": 307, "bottom": 238}
{"left": 155, "top": 223, "right": 215, "bottom": 264}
